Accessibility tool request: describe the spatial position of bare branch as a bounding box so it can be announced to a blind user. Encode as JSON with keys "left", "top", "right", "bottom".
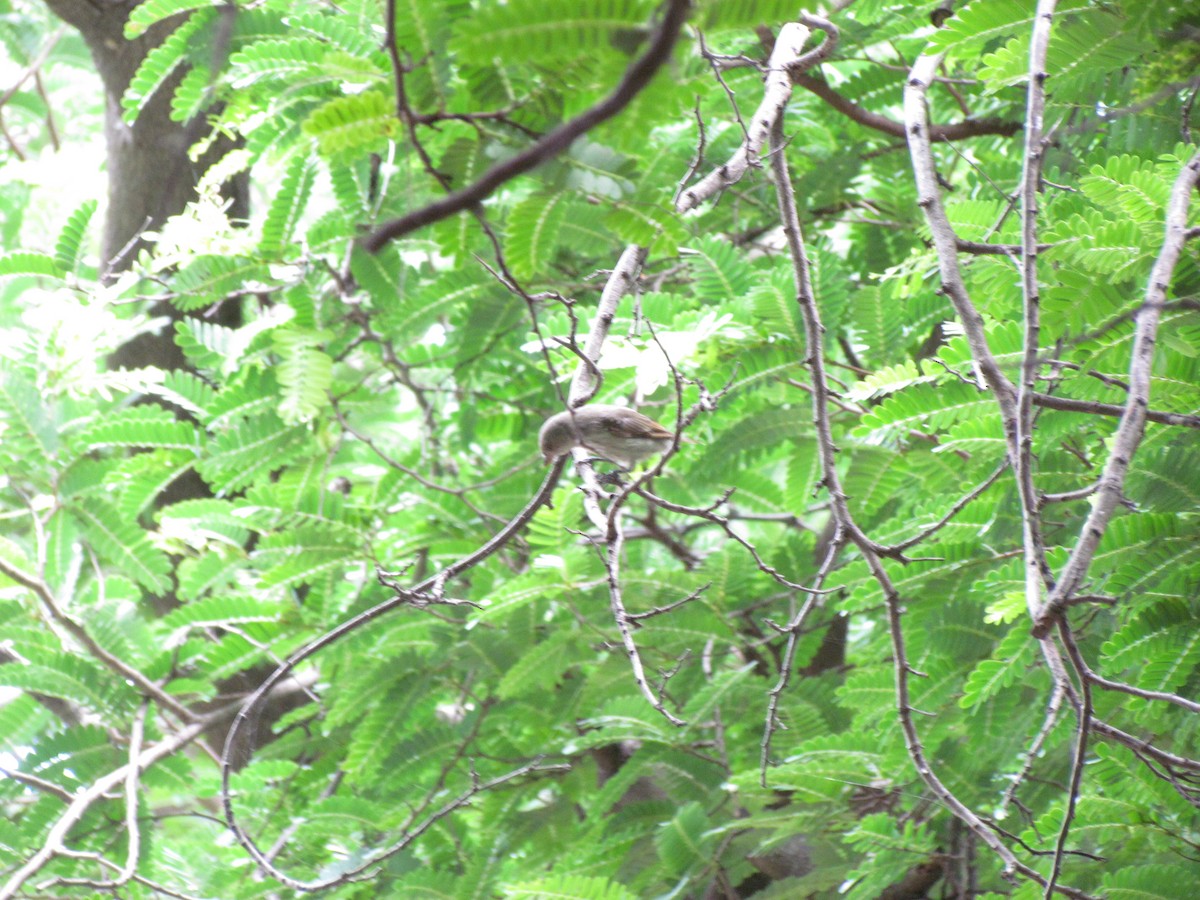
{"left": 0, "top": 713, "right": 215, "bottom": 899}
{"left": 1031, "top": 392, "right": 1200, "bottom": 429}
{"left": 1049, "top": 616, "right": 1090, "bottom": 899}
{"left": 905, "top": 54, "right": 1018, "bottom": 412}
{"left": 0, "top": 29, "right": 64, "bottom": 112}
{"left": 569, "top": 245, "right": 647, "bottom": 406}
{"left": 999, "top": 682, "right": 1066, "bottom": 818}
{"left": 1013, "top": 0, "right": 1059, "bottom": 699}
{"left": 601, "top": 502, "right": 686, "bottom": 726}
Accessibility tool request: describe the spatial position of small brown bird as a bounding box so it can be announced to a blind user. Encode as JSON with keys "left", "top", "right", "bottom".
{"left": 539, "top": 404, "right": 681, "bottom": 469}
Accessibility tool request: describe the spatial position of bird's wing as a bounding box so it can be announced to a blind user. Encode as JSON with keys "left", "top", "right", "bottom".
{"left": 604, "top": 411, "right": 675, "bottom": 439}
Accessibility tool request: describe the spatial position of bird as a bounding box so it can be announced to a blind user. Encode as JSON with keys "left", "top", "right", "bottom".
{"left": 538, "top": 404, "right": 683, "bottom": 469}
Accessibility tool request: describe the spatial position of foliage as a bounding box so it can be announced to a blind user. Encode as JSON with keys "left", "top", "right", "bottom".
{"left": 0, "top": 0, "right": 1198, "bottom": 897}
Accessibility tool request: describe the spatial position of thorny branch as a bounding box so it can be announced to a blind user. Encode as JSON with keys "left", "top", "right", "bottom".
{"left": 1031, "top": 144, "right": 1200, "bottom": 637}
{"left": 689, "top": 7, "right": 1193, "bottom": 891}
{"left": 4, "top": 3, "right": 1195, "bottom": 897}
{"left": 765, "top": 96, "right": 1093, "bottom": 898}
{"left": 601, "top": 495, "right": 687, "bottom": 727}
{"left": 673, "top": 36, "right": 1084, "bottom": 886}
{"left": 1012, "top": 11, "right": 1097, "bottom": 893}
{"left": 905, "top": 53, "right": 1019, "bottom": 413}
{"left": 1014, "top": 0, "right": 1058, "bottom": 638}
{"left": 677, "top": 20, "right": 820, "bottom": 214}
{"left": 1031, "top": 391, "right": 1200, "bottom": 429}
{"left": 1049, "top": 619, "right": 1093, "bottom": 900}
{"left": 899, "top": 10, "right": 1200, "bottom": 890}
{"left": 556, "top": 245, "right": 696, "bottom": 723}
{"left": 570, "top": 245, "right": 647, "bottom": 408}
{"left": 219, "top": 3, "right": 701, "bottom": 875}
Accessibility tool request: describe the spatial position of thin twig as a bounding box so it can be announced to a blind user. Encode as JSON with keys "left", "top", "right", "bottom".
{"left": 1049, "top": 619, "right": 1092, "bottom": 899}
{"left": 999, "top": 682, "right": 1066, "bottom": 818}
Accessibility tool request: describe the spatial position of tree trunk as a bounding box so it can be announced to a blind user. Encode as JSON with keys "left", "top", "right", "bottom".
{"left": 44, "top": 0, "right": 247, "bottom": 369}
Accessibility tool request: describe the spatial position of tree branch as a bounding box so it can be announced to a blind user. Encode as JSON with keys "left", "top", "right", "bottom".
{"left": 363, "top": 0, "right": 690, "bottom": 250}
{"left": 220, "top": 456, "right": 570, "bottom": 889}
{"left": 676, "top": 20, "right": 818, "bottom": 213}
{"left": 794, "top": 72, "right": 1021, "bottom": 142}
{"left": 1032, "top": 146, "right": 1200, "bottom": 637}
{"left": 0, "top": 555, "right": 194, "bottom": 722}
{"left": 1013, "top": 0, "right": 1058, "bottom": 725}
{"left": 1031, "top": 392, "right": 1200, "bottom": 429}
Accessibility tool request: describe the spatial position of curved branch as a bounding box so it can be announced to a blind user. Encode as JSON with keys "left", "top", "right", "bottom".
{"left": 363, "top": 0, "right": 690, "bottom": 250}
{"left": 220, "top": 456, "right": 569, "bottom": 891}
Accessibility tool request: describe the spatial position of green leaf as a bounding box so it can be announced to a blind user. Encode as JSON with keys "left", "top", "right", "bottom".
{"left": 507, "top": 191, "right": 570, "bottom": 280}
{"left": 0, "top": 660, "right": 121, "bottom": 715}
{"left": 76, "top": 406, "right": 200, "bottom": 453}
{"left": 229, "top": 36, "right": 331, "bottom": 86}
{"left": 173, "top": 255, "right": 270, "bottom": 310}
{"left": 122, "top": 10, "right": 215, "bottom": 121}
{"left": 272, "top": 327, "right": 333, "bottom": 424}
{"left": 162, "top": 595, "right": 286, "bottom": 644}
{"left": 503, "top": 875, "right": 637, "bottom": 900}
{"left": 0, "top": 364, "right": 59, "bottom": 462}
{"left": 70, "top": 499, "right": 172, "bottom": 594}
{"left": 1104, "top": 866, "right": 1199, "bottom": 899}
{"left": 125, "top": 0, "right": 218, "bottom": 37}
{"left": 655, "top": 802, "right": 714, "bottom": 875}
{"left": 252, "top": 523, "right": 360, "bottom": 587}
{"left": 959, "top": 630, "right": 1033, "bottom": 709}
{"left": 0, "top": 251, "right": 63, "bottom": 280}
{"left": 260, "top": 154, "right": 317, "bottom": 256}
{"left": 930, "top": 0, "right": 1053, "bottom": 54}
{"left": 453, "top": 0, "right": 655, "bottom": 62}
{"left": 53, "top": 200, "right": 98, "bottom": 274}
{"left": 197, "top": 413, "right": 310, "bottom": 493}
{"left": 496, "top": 630, "right": 578, "bottom": 700}
{"left": 302, "top": 90, "right": 398, "bottom": 156}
